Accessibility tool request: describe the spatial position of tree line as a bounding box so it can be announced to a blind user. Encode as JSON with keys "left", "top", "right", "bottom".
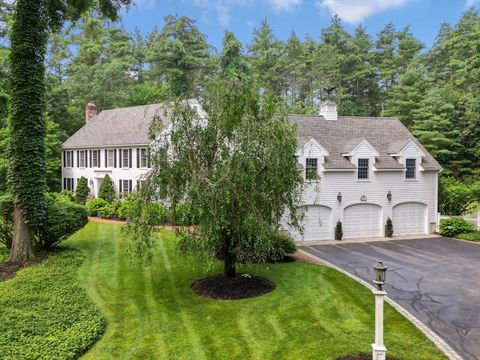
{"left": 1, "top": 7, "right": 480, "bottom": 185}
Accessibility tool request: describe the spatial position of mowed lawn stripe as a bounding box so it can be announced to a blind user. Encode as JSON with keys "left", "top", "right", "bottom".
{"left": 64, "top": 222, "right": 446, "bottom": 360}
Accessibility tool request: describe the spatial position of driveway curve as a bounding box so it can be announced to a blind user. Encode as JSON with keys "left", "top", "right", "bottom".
{"left": 300, "top": 237, "right": 480, "bottom": 360}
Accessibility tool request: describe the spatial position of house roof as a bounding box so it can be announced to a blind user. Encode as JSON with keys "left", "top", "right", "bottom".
{"left": 62, "top": 103, "right": 172, "bottom": 149}
{"left": 289, "top": 114, "right": 442, "bottom": 171}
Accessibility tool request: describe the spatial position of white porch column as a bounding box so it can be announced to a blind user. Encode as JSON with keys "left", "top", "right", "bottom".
{"left": 372, "top": 289, "right": 387, "bottom": 360}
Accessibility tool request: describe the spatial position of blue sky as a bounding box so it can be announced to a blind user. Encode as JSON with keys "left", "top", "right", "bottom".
{"left": 119, "top": 0, "right": 477, "bottom": 51}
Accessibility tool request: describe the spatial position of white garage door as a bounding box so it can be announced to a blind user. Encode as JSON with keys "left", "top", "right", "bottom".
{"left": 302, "top": 205, "right": 332, "bottom": 241}
{"left": 393, "top": 202, "right": 427, "bottom": 235}
{"left": 343, "top": 204, "right": 381, "bottom": 239}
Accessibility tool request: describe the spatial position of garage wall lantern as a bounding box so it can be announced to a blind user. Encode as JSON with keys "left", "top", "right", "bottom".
{"left": 387, "top": 190, "right": 392, "bottom": 202}
{"left": 337, "top": 192, "right": 342, "bottom": 203}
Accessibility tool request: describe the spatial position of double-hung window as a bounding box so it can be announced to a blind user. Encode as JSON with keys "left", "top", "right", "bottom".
{"left": 107, "top": 149, "right": 115, "bottom": 168}
{"left": 79, "top": 150, "right": 86, "bottom": 168}
{"left": 63, "top": 177, "right": 74, "bottom": 191}
{"left": 122, "top": 149, "right": 130, "bottom": 168}
{"left": 406, "top": 158, "right": 416, "bottom": 179}
{"left": 119, "top": 179, "right": 132, "bottom": 194}
{"left": 64, "top": 151, "right": 73, "bottom": 168}
{"left": 357, "top": 159, "right": 369, "bottom": 180}
{"left": 305, "top": 158, "right": 319, "bottom": 180}
{"left": 140, "top": 148, "right": 148, "bottom": 168}
{"left": 92, "top": 150, "right": 100, "bottom": 167}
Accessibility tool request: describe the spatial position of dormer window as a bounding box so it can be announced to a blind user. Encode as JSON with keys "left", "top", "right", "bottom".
{"left": 406, "top": 158, "right": 416, "bottom": 179}
{"left": 306, "top": 158, "right": 319, "bottom": 180}
{"left": 358, "top": 158, "right": 369, "bottom": 179}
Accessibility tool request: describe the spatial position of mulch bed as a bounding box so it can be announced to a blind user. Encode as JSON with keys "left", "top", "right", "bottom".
{"left": 0, "top": 250, "right": 48, "bottom": 282}
{"left": 192, "top": 273, "right": 276, "bottom": 300}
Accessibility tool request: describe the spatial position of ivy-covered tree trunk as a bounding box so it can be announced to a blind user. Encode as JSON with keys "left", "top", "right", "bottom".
{"left": 8, "top": 0, "right": 48, "bottom": 262}
{"left": 10, "top": 204, "right": 34, "bottom": 261}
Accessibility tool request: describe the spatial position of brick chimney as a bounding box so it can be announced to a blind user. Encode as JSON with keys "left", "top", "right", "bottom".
{"left": 85, "top": 102, "right": 97, "bottom": 123}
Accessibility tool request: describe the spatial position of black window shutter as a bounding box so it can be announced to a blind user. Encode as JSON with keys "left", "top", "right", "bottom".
{"left": 63, "top": 152, "right": 66, "bottom": 167}
{"left": 129, "top": 149, "right": 132, "bottom": 168}
{"left": 136, "top": 148, "right": 140, "bottom": 168}
{"left": 129, "top": 180, "right": 132, "bottom": 193}
{"left": 147, "top": 149, "right": 151, "bottom": 168}
{"left": 104, "top": 150, "right": 107, "bottom": 168}
{"left": 89, "top": 150, "right": 92, "bottom": 168}
{"left": 119, "top": 149, "right": 122, "bottom": 168}
{"left": 77, "top": 151, "right": 79, "bottom": 167}
{"left": 114, "top": 149, "right": 117, "bottom": 168}
{"left": 63, "top": 177, "right": 66, "bottom": 190}
{"left": 119, "top": 180, "right": 122, "bottom": 193}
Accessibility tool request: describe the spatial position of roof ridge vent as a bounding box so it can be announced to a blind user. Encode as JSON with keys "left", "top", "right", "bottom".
{"left": 319, "top": 100, "right": 337, "bottom": 121}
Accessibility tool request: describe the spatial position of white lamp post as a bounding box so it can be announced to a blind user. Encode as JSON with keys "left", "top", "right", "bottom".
{"left": 372, "top": 262, "right": 388, "bottom": 360}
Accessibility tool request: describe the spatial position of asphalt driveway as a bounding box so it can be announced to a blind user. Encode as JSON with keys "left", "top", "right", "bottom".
{"left": 300, "top": 237, "right": 480, "bottom": 360}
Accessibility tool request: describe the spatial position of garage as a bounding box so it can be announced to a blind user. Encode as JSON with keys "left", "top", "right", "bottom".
{"left": 393, "top": 202, "right": 427, "bottom": 235}
{"left": 343, "top": 203, "right": 381, "bottom": 239}
{"left": 300, "top": 205, "right": 332, "bottom": 241}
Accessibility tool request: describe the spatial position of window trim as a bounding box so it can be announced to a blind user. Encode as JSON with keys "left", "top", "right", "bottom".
{"left": 405, "top": 158, "right": 417, "bottom": 180}
{"left": 357, "top": 158, "right": 369, "bottom": 180}
{"left": 122, "top": 148, "right": 130, "bottom": 169}
{"left": 140, "top": 148, "right": 148, "bottom": 169}
{"left": 305, "top": 158, "right": 319, "bottom": 180}
{"left": 107, "top": 149, "right": 115, "bottom": 168}
{"left": 79, "top": 150, "right": 86, "bottom": 168}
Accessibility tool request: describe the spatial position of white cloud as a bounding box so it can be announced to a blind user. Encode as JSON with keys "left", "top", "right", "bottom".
{"left": 265, "top": 0, "right": 302, "bottom": 12}
{"left": 187, "top": 0, "right": 300, "bottom": 26}
{"left": 464, "top": 0, "right": 477, "bottom": 9}
{"left": 317, "top": 0, "right": 411, "bottom": 24}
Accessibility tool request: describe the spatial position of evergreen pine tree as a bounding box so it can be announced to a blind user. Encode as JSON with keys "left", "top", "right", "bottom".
{"left": 74, "top": 176, "right": 90, "bottom": 204}
{"left": 98, "top": 174, "right": 116, "bottom": 202}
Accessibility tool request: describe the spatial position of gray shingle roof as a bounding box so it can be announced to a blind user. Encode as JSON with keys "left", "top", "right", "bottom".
{"left": 62, "top": 103, "right": 171, "bottom": 149}
{"left": 289, "top": 114, "right": 442, "bottom": 171}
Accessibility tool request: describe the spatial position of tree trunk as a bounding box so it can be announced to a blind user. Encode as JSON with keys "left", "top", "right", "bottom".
{"left": 8, "top": 204, "right": 34, "bottom": 263}
{"left": 223, "top": 236, "right": 236, "bottom": 278}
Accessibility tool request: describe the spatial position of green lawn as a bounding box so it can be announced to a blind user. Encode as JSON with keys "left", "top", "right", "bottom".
{"left": 62, "top": 222, "right": 444, "bottom": 360}
{"left": 457, "top": 231, "right": 480, "bottom": 242}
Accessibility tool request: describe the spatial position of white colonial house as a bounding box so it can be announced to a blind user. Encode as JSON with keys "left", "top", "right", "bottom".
{"left": 62, "top": 100, "right": 441, "bottom": 240}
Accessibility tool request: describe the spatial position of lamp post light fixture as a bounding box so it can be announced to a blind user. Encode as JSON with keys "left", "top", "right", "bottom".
{"left": 372, "top": 262, "right": 388, "bottom": 360}
{"left": 387, "top": 190, "right": 392, "bottom": 202}
{"left": 337, "top": 192, "right": 342, "bottom": 203}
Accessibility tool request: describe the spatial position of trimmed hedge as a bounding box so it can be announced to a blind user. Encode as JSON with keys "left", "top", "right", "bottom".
{"left": 0, "top": 193, "right": 88, "bottom": 249}
{"left": 88, "top": 194, "right": 196, "bottom": 226}
{"left": 0, "top": 248, "right": 105, "bottom": 359}
{"left": 439, "top": 217, "right": 474, "bottom": 237}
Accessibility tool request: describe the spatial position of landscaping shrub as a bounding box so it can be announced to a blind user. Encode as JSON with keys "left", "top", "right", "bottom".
{"left": 0, "top": 248, "right": 106, "bottom": 359}
{"left": 439, "top": 176, "right": 480, "bottom": 215}
{"left": 439, "top": 217, "right": 474, "bottom": 237}
{"left": 36, "top": 194, "right": 89, "bottom": 248}
{"left": 385, "top": 217, "right": 393, "bottom": 237}
{"left": 97, "top": 202, "right": 118, "bottom": 219}
{"left": 74, "top": 176, "right": 90, "bottom": 204}
{"left": 335, "top": 220, "right": 343, "bottom": 240}
{"left": 117, "top": 199, "right": 133, "bottom": 220}
{"left": 86, "top": 198, "right": 109, "bottom": 217}
{"left": 170, "top": 203, "right": 198, "bottom": 226}
{"left": 98, "top": 174, "right": 115, "bottom": 202}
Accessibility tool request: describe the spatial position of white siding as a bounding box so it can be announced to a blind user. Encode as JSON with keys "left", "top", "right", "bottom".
{"left": 62, "top": 146, "right": 150, "bottom": 197}
{"left": 285, "top": 167, "right": 438, "bottom": 240}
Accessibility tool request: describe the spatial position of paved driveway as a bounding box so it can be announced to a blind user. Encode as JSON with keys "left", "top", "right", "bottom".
{"left": 300, "top": 237, "right": 480, "bottom": 360}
